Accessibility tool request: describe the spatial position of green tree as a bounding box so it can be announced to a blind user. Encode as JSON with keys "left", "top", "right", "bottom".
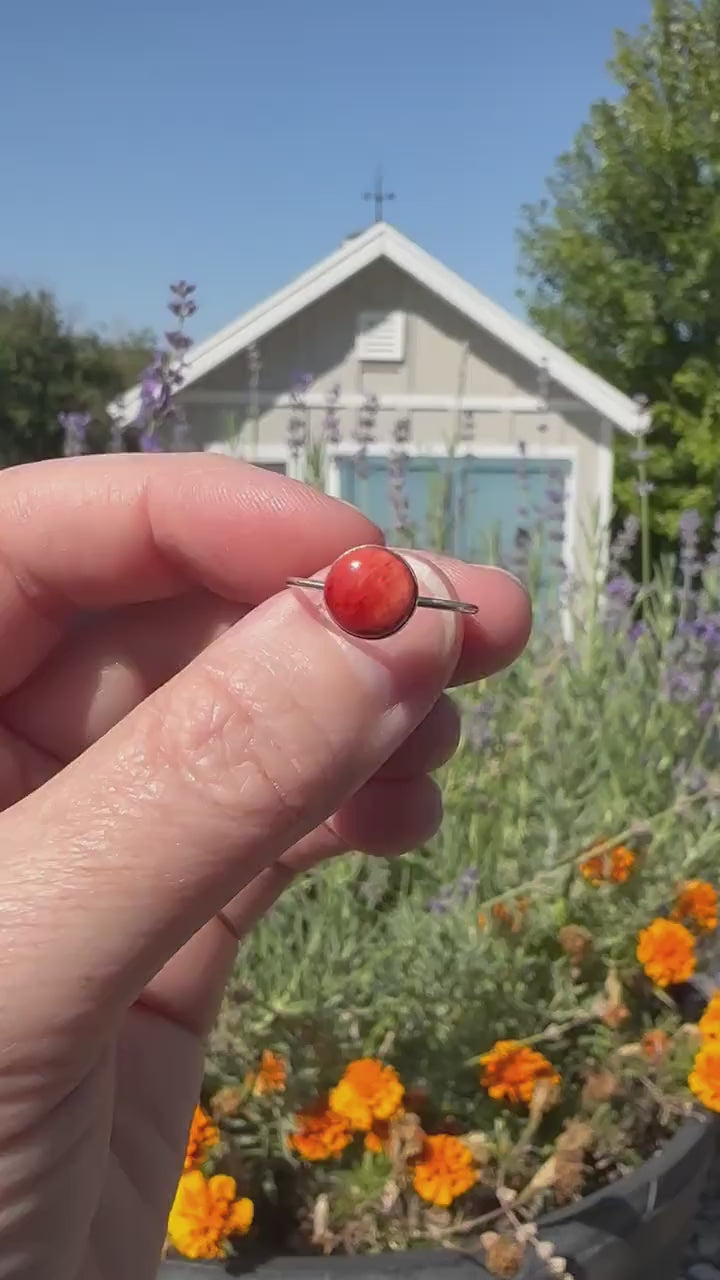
{"left": 518, "top": 0, "right": 720, "bottom": 545}
{"left": 0, "top": 287, "right": 152, "bottom": 465}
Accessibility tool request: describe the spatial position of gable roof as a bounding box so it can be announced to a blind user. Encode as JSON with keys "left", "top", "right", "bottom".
{"left": 113, "top": 221, "right": 646, "bottom": 435}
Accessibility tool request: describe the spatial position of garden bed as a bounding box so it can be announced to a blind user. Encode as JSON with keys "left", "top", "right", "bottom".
{"left": 159, "top": 1115, "right": 717, "bottom": 1278}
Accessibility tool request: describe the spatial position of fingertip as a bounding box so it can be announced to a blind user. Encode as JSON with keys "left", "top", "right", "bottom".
{"left": 423, "top": 558, "right": 533, "bottom": 685}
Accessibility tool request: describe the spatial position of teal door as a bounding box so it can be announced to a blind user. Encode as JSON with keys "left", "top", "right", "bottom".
{"left": 335, "top": 454, "right": 569, "bottom": 591}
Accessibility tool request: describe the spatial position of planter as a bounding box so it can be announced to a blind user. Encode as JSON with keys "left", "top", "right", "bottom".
{"left": 159, "top": 1113, "right": 717, "bottom": 1280}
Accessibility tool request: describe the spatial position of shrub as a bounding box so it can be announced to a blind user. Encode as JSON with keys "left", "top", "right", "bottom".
{"left": 165, "top": 514, "right": 720, "bottom": 1268}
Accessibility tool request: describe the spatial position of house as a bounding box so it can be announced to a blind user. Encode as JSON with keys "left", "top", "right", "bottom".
{"left": 113, "top": 221, "right": 646, "bottom": 588}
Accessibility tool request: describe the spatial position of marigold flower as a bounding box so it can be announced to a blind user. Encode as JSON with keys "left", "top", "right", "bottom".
{"left": 329, "top": 1058, "right": 404, "bottom": 1131}
{"left": 641, "top": 1029, "right": 670, "bottom": 1061}
{"left": 689, "top": 1042, "right": 720, "bottom": 1113}
{"left": 364, "top": 1117, "right": 392, "bottom": 1153}
{"left": 288, "top": 1098, "right": 352, "bottom": 1161}
{"left": 558, "top": 924, "right": 593, "bottom": 964}
{"left": 490, "top": 897, "right": 530, "bottom": 932}
{"left": 183, "top": 1104, "right": 220, "bottom": 1172}
{"left": 167, "top": 1171, "right": 253, "bottom": 1260}
{"left": 247, "top": 1049, "right": 287, "bottom": 1096}
{"left": 672, "top": 880, "right": 718, "bottom": 932}
{"left": 412, "top": 1133, "right": 478, "bottom": 1207}
{"left": 699, "top": 993, "right": 720, "bottom": 1042}
{"left": 636, "top": 918, "right": 696, "bottom": 987}
{"left": 580, "top": 844, "right": 635, "bottom": 886}
{"left": 479, "top": 1040, "right": 561, "bottom": 1106}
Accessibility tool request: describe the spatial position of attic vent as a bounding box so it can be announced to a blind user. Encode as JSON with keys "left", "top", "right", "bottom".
{"left": 355, "top": 310, "right": 406, "bottom": 362}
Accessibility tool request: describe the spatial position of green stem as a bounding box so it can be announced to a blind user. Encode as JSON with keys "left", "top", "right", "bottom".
{"left": 473, "top": 781, "right": 714, "bottom": 920}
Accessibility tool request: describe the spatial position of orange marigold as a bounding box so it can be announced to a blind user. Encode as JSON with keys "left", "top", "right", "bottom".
{"left": 364, "top": 1117, "right": 392, "bottom": 1154}
{"left": 183, "top": 1104, "right": 220, "bottom": 1172}
{"left": 580, "top": 844, "right": 635, "bottom": 886}
{"left": 479, "top": 1040, "right": 561, "bottom": 1106}
{"left": 689, "top": 1042, "right": 720, "bottom": 1113}
{"left": 412, "top": 1134, "right": 478, "bottom": 1207}
{"left": 248, "top": 1049, "right": 287, "bottom": 1096}
{"left": 167, "top": 1171, "right": 253, "bottom": 1260}
{"left": 636, "top": 918, "right": 696, "bottom": 988}
{"left": 288, "top": 1099, "right": 352, "bottom": 1161}
{"left": 699, "top": 993, "right": 720, "bottom": 1042}
{"left": 641, "top": 1029, "right": 670, "bottom": 1061}
{"left": 672, "top": 880, "right": 718, "bottom": 932}
{"left": 329, "top": 1058, "right": 404, "bottom": 1131}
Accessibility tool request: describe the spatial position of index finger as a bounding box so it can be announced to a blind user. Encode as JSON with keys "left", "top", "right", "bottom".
{"left": 0, "top": 454, "right": 531, "bottom": 698}
{"left": 0, "top": 452, "right": 382, "bottom": 694}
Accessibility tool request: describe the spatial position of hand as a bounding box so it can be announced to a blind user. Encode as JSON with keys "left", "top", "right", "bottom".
{"left": 0, "top": 453, "right": 530, "bottom": 1280}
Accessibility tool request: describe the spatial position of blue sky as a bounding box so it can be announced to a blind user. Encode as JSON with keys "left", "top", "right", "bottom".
{"left": 1, "top": 0, "right": 651, "bottom": 344}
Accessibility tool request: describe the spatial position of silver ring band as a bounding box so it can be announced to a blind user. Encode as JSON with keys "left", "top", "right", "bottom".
{"left": 287, "top": 576, "right": 478, "bottom": 616}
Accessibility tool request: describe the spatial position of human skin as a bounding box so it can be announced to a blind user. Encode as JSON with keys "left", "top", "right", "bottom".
{"left": 0, "top": 453, "right": 531, "bottom": 1280}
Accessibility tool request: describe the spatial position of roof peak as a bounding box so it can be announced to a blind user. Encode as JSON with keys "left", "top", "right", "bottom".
{"left": 111, "top": 223, "right": 645, "bottom": 435}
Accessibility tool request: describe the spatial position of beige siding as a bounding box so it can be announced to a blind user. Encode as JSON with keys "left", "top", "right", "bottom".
{"left": 177, "top": 258, "right": 608, "bottom": 580}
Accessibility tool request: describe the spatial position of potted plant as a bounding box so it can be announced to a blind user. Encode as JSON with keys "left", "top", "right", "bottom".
{"left": 156, "top": 510, "right": 720, "bottom": 1280}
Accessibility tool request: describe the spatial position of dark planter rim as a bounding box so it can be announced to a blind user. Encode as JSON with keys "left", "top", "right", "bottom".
{"left": 160, "top": 1110, "right": 716, "bottom": 1275}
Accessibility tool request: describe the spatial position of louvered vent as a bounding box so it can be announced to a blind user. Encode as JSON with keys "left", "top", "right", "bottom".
{"left": 355, "top": 310, "right": 406, "bottom": 362}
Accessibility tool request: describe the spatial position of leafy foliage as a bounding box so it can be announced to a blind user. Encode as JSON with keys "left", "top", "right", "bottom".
{"left": 0, "top": 286, "right": 152, "bottom": 463}
{"left": 197, "top": 526, "right": 720, "bottom": 1257}
{"left": 518, "top": 0, "right": 720, "bottom": 545}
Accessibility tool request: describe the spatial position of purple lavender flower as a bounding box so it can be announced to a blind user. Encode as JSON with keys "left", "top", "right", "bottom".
{"left": 287, "top": 374, "right": 311, "bottom": 457}
{"left": 139, "top": 428, "right": 165, "bottom": 453}
{"left": 164, "top": 329, "right": 194, "bottom": 354}
{"left": 354, "top": 393, "right": 379, "bottom": 448}
{"left": 460, "top": 410, "right": 474, "bottom": 442}
{"left": 392, "top": 416, "right": 411, "bottom": 446}
{"left": 665, "top": 667, "right": 704, "bottom": 703}
{"left": 465, "top": 699, "right": 496, "bottom": 751}
{"left": 605, "top": 574, "right": 636, "bottom": 606}
{"left": 322, "top": 384, "right": 342, "bottom": 445}
{"left": 679, "top": 508, "right": 703, "bottom": 588}
{"left": 609, "top": 514, "right": 640, "bottom": 571}
{"left": 58, "top": 410, "right": 92, "bottom": 457}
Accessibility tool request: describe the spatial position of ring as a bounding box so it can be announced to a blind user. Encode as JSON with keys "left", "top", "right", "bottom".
{"left": 287, "top": 544, "right": 478, "bottom": 640}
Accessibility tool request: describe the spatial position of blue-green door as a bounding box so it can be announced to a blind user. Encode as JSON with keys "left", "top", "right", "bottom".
{"left": 335, "top": 454, "right": 569, "bottom": 593}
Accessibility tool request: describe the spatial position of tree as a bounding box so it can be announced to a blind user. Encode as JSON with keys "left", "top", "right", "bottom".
{"left": 0, "top": 287, "right": 153, "bottom": 465}
{"left": 518, "top": 0, "right": 720, "bottom": 546}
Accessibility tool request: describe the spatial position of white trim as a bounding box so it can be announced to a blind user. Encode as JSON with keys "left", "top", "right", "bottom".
{"left": 205, "top": 439, "right": 301, "bottom": 480}
{"left": 180, "top": 388, "right": 591, "bottom": 415}
{"left": 596, "top": 418, "right": 614, "bottom": 578}
{"left": 111, "top": 221, "right": 648, "bottom": 436}
{"left": 324, "top": 440, "right": 576, "bottom": 584}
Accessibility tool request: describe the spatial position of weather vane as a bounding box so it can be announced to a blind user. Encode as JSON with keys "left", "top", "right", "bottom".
{"left": 364, "top": 167, "right": 395, "bottom": 222}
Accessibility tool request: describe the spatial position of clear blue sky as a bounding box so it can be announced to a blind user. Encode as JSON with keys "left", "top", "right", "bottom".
{"left": 1, "top": 0, "right": 651, "bottom": 345}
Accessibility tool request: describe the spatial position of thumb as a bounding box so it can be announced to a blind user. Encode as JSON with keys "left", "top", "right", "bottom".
{"left": 1, "top": 554, "right": 461, "bottom": 1031}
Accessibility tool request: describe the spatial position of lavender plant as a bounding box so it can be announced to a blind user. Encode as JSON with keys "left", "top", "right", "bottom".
{"left": 58, "top": 281, "right": 197, "bottom": 457}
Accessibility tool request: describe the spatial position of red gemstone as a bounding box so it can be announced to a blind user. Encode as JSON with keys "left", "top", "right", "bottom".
{"left": 323, "top": 545, "right": 419, "bottom": 639}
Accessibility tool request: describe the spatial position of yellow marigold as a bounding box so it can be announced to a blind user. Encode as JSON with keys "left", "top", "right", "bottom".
{"left": 329, "top": 1058, "right": 404, "bottom": 1131}
{"left": 288, "top": 1098, "right": 353, "bottom": 1161}
{"left": 636, "top": 918, "right": 696, "bottom": 988}
{"left": 412, "top": 1134, "right": 478, "bottom": 1207}
{"left": 580, "top": 844, "right": 635, "bottom": 886}
{"left": 699, "top": 993, "right": 720, "bottom": 1042}
{"left": 183, "top": 1104, "right": 220, "bottom": 1173}
{"left": 672, "top": 880, "right": 718, "bottom": 932}
{"left": 641, "top": 1029, "right": 670, "bottom": 1061}
{"left": 247, "top": 1049, "right": 287, "bottom": 1096}
{"left": 689, "top": 1042, "right": 720, "bottom": 1113}
{"left": 167, "top": 1171, "right": 253, "bottom": 1260}
{"left": 479, "top": 1040, "right": 561, "bottom": 1106}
